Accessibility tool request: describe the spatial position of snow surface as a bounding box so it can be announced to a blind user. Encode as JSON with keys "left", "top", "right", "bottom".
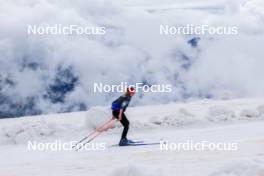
{"left": 0, "top": 98, "right": 264, "bottom": 176}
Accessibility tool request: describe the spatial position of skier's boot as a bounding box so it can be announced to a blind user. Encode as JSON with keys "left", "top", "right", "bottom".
{"left": 119, "top": 138, "right": 128, "bottom": 146}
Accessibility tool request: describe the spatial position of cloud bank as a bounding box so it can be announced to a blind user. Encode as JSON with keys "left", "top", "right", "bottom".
{"left": 0, "top": 0, "right": 263, "bottom": 117}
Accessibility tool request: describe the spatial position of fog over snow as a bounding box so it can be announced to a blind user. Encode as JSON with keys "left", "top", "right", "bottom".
{"left": 0, "top": 0, "right": 263, "bottom": 117}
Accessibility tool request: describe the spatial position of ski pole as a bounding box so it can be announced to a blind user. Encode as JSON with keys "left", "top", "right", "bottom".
{"left": 73, "top": 119, "right": 113, "bottom": 148}
{"left": 75, "top": 131, "right": 103, "bottom": 151}
{"left": 76, "top": 119, "right": 118, "bottom": 151}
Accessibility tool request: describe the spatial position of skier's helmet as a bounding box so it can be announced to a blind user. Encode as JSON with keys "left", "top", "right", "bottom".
{"left": 127, "top": 87, "right": 135, "bottom": 96}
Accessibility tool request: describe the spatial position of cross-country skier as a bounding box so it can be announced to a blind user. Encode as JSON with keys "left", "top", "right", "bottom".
{"left": 111, "top": 87, "right": 135, "bottom": 146}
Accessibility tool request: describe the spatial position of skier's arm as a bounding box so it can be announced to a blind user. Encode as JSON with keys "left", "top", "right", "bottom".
{"left": 118, "top": 109, "right": 123, "bottom": 121}
{"left": 118, "top": 98, "right": 130, "bottom": 121}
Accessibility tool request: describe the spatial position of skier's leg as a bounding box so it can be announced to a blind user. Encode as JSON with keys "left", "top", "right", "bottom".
{"left": 120, "top": 113, "right": 129, "bottom": 139}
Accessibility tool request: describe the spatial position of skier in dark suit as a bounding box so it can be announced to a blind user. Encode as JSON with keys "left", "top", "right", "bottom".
{"left": 111, "top": 87, "right": 135, "bottom": 146}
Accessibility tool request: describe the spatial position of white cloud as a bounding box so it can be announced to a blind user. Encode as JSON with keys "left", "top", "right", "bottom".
{"left": 0, "top": 0, "right": 263, "bottom": 116}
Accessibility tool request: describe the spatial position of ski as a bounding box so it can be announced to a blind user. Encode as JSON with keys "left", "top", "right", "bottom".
{"left": 127, "top": 140, "right": 144, "bottom": 144}
{"left": 124, "top": 142, "right": 160, "bottom": 146}
{"left": 111, "top": 142, "right": 160, "bottom": 147}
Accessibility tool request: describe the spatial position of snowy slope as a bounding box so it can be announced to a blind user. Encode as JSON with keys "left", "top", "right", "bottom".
{"left": 0, "top": 98, "right": 264, "bottom": 176}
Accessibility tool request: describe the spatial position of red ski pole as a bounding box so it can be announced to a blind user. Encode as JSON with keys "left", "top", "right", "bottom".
{"left": 73, "top": 119, "right": 113, "bottom": 148}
